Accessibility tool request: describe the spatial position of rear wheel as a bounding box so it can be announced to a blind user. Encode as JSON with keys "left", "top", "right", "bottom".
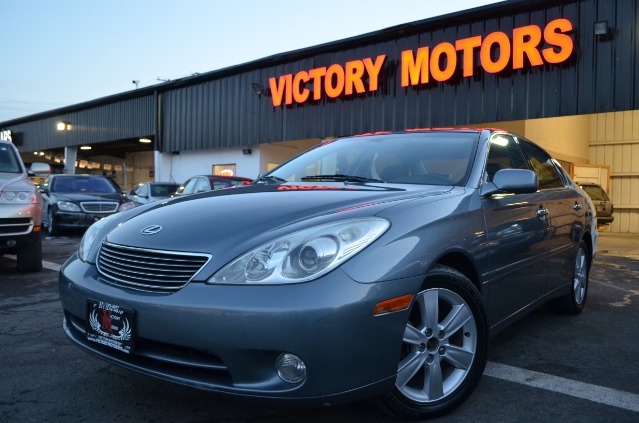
{"left": 16, "top": 233, "right": 43, "bottom": 272}
{"left": 379, "top": 265, "right": 489, "bottom": 420}
{"left": 551, "top": 240, "right": 589, "bottom": 314}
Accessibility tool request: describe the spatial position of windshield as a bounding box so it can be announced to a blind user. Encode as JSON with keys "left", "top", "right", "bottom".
{"left": 266, "top": 132, "right": 480, "bottom": 186}
{"left": 52, "top": 176, "right": 119, "bottom": 193}
{"left": 0, "top": 144, "right": 22, "bottom": 174}
{"left": 582, "top": 184, "right": 610, "bottom": 201}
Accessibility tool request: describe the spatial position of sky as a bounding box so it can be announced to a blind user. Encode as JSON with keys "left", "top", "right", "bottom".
{"left": 1, "top": 0, "right": 504, "bottom": 123}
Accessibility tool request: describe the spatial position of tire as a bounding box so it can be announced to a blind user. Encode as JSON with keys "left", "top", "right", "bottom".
{"left": 16, "top": 233, "right": 43, "bottom": 273}
{"left": 378, "top": 265, "right": 489, "bottom": 420}
{"left": 47, "top": 208, "right": 59, "bottom": 236}
{"left": 551, "top": 240, "right": 589, "bottom": 314}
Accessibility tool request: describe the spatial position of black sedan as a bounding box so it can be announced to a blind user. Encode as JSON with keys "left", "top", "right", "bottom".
{"left": 59, "top": 129, "right": 597, "bottom": 420}
{"left": 40, "top": 174, "right": 135, "bottom": 235}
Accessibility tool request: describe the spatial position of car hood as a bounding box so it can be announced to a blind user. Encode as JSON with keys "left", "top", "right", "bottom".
{"left": 105, "top": 183, "right": 452, "bottom": 259}
{"left": 0, "top": 173, "right": 30, "bottom": 191}
{"left": 54, "top": 192, "right": 126, "bottom": 202}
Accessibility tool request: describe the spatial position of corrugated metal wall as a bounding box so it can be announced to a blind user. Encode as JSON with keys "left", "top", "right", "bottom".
{"left": 590, "top": 111, "right": 639, "bottom": 233}
{"left": 160, "top": 0, "right": 638, "bottom": 152}
{"left": 10, "top": 95, "right": 155, "bottom": 152}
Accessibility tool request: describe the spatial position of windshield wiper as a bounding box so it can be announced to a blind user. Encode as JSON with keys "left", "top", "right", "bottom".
{"left": 254, "top": 175, "right": 287, "bottom": 184}
{"left": 301, "top": 174, "right": 385, "bottom": 183}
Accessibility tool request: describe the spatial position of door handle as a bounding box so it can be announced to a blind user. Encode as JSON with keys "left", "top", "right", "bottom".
{"left": 536, "top": 208, "right": 549, "bottom": 220}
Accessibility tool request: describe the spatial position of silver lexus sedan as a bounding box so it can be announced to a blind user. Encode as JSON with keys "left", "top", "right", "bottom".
{"left": 59, "top": 129, "right": 597, "bottom": 419}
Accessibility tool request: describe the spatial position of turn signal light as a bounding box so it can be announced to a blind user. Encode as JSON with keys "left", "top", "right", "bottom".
{"left": 373, "top": 294, "right": 413, "bottom": 316}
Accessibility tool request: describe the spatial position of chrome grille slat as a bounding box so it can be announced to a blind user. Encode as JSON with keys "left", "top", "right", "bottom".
{"left": 99, "top": 257, "right": 199, "bottom": 276}
{"left": 80, "top": 201, "right": 119, "bottom": 213}
{"left": 100, "top": 248, "right": 205, "bottom": 267}
{"left": 98, "top": 261, "right": 194, "bottom": 282}
{"left": 97, "top": 242, "right": 211, "bottom": 293}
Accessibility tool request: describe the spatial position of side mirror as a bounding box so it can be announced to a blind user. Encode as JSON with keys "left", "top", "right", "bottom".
{"left": 481, "top": 169, "right": 538, "bottom": 197}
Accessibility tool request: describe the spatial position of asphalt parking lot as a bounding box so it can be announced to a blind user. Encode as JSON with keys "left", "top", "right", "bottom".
{"left": 1, "top": 232, "right": 638, "bottom": 422}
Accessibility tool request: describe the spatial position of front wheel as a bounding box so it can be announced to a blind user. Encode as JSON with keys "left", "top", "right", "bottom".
{"left": 47, "top": 208, "right": 59, "bottom": 236}
{"left": 379, "top": 265, "right": 489, "bottom": 420}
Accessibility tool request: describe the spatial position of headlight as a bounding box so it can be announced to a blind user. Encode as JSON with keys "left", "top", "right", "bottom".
{"left": 58, "top": 201, "right": 81, "bottom": 212}
{"left": 78, "top": 213, "right": 121, "bottom": 262}
{"left": 0, "top": 190, "right": 36, "bottom": 204}
{"left": 208, "top": 218, "right": 390, "bottom": 285}
{"left": 118, "top": 201, "right": 135, "bottom": 212}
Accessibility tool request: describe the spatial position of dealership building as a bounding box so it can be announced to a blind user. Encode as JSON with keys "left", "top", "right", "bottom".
{"left": 0, "top": 0, "right": 637, "bottom": 233}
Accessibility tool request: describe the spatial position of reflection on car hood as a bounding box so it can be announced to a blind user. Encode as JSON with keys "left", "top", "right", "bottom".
{"left": 105, "top": 183, "right": 451, "bottom": 254}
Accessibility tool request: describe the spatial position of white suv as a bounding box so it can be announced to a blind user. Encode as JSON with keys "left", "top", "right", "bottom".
{"left": 0, "top": 139, "right": 49, "bottom": 272}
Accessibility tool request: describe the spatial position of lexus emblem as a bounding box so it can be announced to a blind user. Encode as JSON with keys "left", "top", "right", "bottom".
{"left": 141, "top": 225, "right": 163, "bottom": 235}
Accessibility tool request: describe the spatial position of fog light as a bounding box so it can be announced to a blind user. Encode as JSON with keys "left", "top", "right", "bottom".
{"left": 275, "top": 353, "right": 306, "bottom": 383}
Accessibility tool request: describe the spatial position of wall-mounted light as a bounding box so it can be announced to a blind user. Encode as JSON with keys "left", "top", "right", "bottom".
{"left": 56, "top": 121, "right": 71, "bottom": 131}
{"left": 594, "top": 21, "right": 609, "bottom": 36}
{"left": 80, "top": 145, "right": 92, "bottom": 150}
{"left": 251, "top": 83, "right": 266, "bottom": 96}
{"left": 139, "top": 138, "right": 152, "bottom": 143}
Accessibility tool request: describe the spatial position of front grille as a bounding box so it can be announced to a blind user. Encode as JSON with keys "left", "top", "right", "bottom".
{"left": 97, "top": 242, "right": 211, "bottom": 293}
{"left": 0, "top": 218, "right": 33, "bottom": 235}
{"left": 80, "top": 201, "right": 119, "bottom": 213}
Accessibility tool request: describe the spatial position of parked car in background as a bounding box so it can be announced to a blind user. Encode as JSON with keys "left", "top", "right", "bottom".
{"left": 0, "top": 139, "right": 50, "bottom": 272}
{"left": 128, "top": 182, "right": 179, "bottom": 206}
{"left": 40, "top": 174, "right": 135, "bottom": 235}
{"left": 173, "top": 175, "right": 252, "bottom": 196}
{"left": 59, "top": 129, "right": 596, "bottom": 420}
{"left": 578, "top": 182, "right": 614, "bottom": 225}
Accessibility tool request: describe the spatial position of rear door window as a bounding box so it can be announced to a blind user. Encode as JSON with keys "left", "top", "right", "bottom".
{"left": 518, "top": 140, "right": 564, "bottom": 190}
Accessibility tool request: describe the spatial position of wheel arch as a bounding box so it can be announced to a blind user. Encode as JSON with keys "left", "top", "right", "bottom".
{"left": 433, "top": 250, "right": 482, "bottom": 293}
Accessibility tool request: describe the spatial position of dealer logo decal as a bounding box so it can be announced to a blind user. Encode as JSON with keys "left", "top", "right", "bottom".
{"left": 89, "top": 309, "right": 132, "bottom": 341}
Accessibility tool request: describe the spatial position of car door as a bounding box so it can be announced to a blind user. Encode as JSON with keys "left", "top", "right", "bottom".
{"left": 482, "top": 134, "right": 550, "bottom": 326}
{"left": 518, "top": 139, "right": 583, "bottom": 292}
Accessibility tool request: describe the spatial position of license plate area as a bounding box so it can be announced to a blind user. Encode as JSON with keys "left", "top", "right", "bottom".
{"left": 86, "top": 300, "right": 135, "bottom": 354}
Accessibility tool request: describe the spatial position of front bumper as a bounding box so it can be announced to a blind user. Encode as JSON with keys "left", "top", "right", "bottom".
{"left": 0, "top": 202, "right": 41, "bottom": 253}
{"left": 59, "top": 255, "right": 423, "bottom": 404}
{"left": 0, "top": 226, "right": 40, "bottom": 254}
{"left": 596, "top": 214, "right": 614, "bottom": 225}
{"left": 56, "top": 211, "right": 116, "bottom": 229}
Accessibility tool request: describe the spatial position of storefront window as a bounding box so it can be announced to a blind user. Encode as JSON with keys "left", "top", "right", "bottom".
{"left": 212, "top": 164, "right": 236, "bottom": 177}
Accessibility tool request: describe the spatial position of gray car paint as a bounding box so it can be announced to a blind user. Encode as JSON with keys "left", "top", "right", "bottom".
{"left": 58, "top": 129, "right": 596, "bottom": 405}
